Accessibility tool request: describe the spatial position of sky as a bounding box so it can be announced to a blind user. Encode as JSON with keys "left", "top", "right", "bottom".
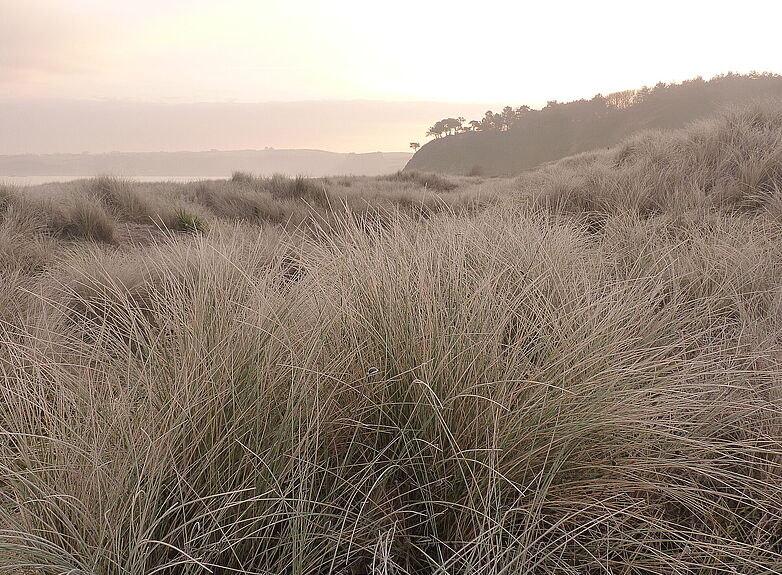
{"left": 2, "top": 0, "right": 781, "bottom": 153}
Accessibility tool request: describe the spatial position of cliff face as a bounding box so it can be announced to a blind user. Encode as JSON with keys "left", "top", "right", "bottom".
{"left": 405, "top": 74, "right": 782, "bottom": 176}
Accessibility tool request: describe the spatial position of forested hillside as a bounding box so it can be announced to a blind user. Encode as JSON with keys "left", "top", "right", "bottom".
{"left": 406, "top": 72, "right": 782, "bottom": 175}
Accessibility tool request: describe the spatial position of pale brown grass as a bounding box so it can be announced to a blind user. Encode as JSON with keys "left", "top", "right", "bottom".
{"left": 2, "top": 106, "right": 782, "bottom": 574}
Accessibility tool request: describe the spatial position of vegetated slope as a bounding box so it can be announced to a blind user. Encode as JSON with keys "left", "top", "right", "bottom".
{"left": 407, "top": 72, "right": 782, "bottom": 175}
{"left": 0, "top": 149, "right": 412, "bottom": 177}
{"left": 3, "top": 106, "right": 782, "bottom": 574}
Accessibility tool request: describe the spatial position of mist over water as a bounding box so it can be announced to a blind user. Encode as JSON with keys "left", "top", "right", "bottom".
{"left": 0, "top": 175, "right": 222, "bottom": 186}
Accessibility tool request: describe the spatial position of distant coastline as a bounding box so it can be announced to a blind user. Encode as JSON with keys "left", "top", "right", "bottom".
{"left": 0, "top": 149, "right": 413, "bottom": 180}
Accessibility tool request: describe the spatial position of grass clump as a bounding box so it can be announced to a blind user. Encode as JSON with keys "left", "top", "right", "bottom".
{"left": 194, "top": 180, "right": 311, "bottom": 225}
{"left": 86, "top": 175, "right": 154, "bottom": 222}
{"left": 54, "top": 193, "right": 117, "bottom": 243}
{"left": 386, "top": 169, "right": 458, "bottom": 191}
{"left": 1, "top": 185, "right": 116, "bottom": 244}
{"left": 174, "top": 208, "right": 208, "bottom": 234}
{"left": 231, "top": 173, "right": 328, "bottom": 208}
{"left": 0, "top": 185, "right": 15, "bottom": 215}
{"left": 0, "top": 222, "right": 54, "bottom": 275}
{"left": 231, "top": 170, "right": 255, "bottom": 185}
{"left": 262, "top": 173, "right": 328, "bottom": 205}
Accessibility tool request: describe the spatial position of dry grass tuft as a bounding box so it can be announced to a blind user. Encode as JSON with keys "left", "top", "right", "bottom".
{"left": 193, "top": 180, "right": 310, "bottom": 225}
{"left": 231, "top": 170, "right": 256, "bottom": 185}
{"left": 52, "top": 192, "right": 117, "bottom": 243}
{"left": 85, "top": 175, "right": 155, "bottom": 222}
{"left": 385, "top": 169, "right": 459, "bottom": 191}
{"left": 262, "top": 173, "right": 329, "bottom": 205}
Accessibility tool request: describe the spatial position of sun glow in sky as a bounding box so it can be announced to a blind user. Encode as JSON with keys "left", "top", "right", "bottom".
{"left": 2, "top": 0, "right": 781, "bottom": 152}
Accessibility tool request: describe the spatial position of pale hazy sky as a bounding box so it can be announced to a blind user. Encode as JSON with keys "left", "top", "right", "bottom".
{"left": 2, "top": 0, "right": 781, "bottom": 152}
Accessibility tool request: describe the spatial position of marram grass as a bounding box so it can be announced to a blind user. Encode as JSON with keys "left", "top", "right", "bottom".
{"left": 2, "top": 106, "right": 782, "bottom": 574}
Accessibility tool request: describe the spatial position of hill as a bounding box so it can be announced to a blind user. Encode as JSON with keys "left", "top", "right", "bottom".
{"left": 406, "top": 72, "right": 782, "bottom": 175}
{"left": 0, "top": 149, "right": 412, "bottom": 178}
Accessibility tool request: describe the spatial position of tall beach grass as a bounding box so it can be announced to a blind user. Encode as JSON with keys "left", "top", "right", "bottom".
{"left": 2, "top": 106, "right": 782, "bottom": 573}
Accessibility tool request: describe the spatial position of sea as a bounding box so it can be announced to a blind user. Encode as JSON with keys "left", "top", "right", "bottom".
{"left": 0, "top": 175, "right": 227, "bottom": 186}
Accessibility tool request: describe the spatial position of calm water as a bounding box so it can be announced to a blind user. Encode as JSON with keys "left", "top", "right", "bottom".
{"left": 0, "top": 175, "right": 226, "bottom": 186}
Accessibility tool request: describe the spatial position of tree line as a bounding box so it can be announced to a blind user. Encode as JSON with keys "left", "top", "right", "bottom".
{"left": 410, "top": 71, "right": 782, "bottom": 152}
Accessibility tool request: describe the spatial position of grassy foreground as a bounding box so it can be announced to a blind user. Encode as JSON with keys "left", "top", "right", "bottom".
{"left": 2, "top": 106, "right": 782, "bottom": 573}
